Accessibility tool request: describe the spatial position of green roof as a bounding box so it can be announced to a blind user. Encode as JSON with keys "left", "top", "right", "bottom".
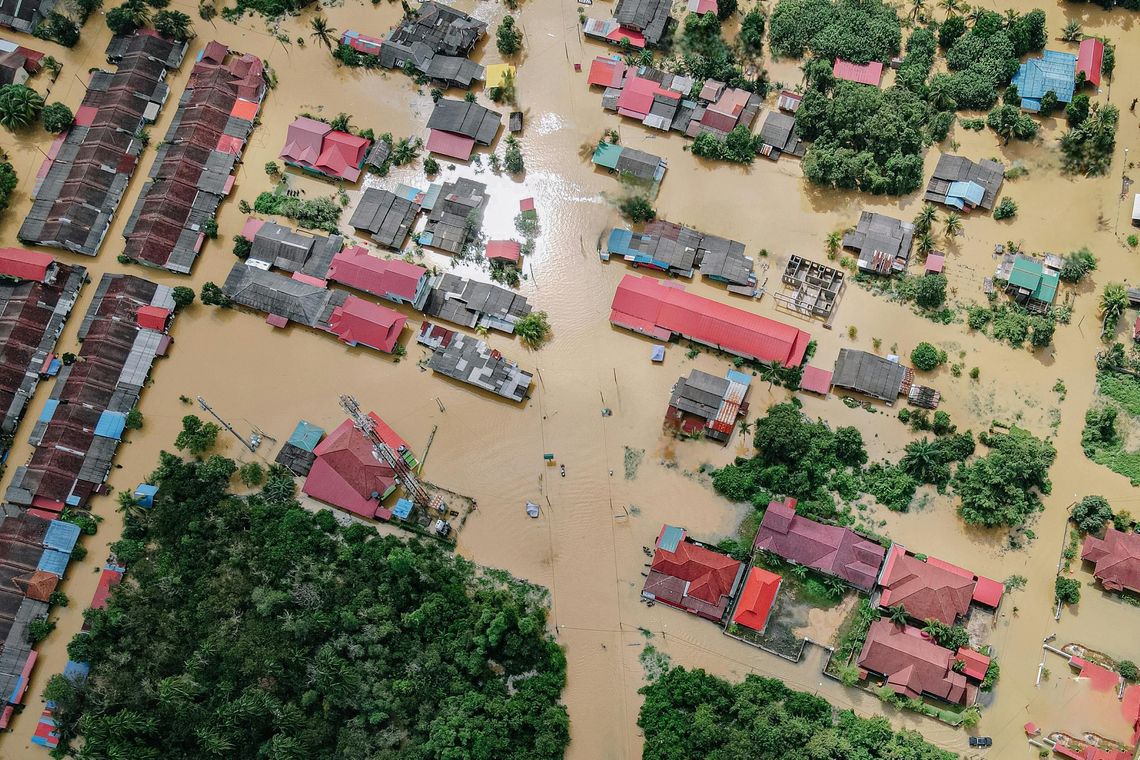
{"left": 592, "top": 142, "right": 622, "bottom": 170}
{"left": 1034, "top": 271, "right": 1059, "bottom": 304}
{"left": 1007, "top": 256, "right": 1043, "bottom": 291}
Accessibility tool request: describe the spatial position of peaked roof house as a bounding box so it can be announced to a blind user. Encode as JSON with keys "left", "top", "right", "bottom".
{"left": 1082, "top": 528, "right": 1140, "bottom": 594}
{"left": 665, "top": 368, "right": 751, "bottom": 443}
{"left": 357, "top": 2, "right": 486, "bottom": 88}
{"left": 0, "top": 0, "right": 58, "bottom": 34}
{"left": 610, "top": 274, "right": 811, "bottom": 367}
{"left": 858, "top": 620, "right": 975, "bottom": 705}
{"left": 241, "top": 218, "right": 342, "bottom": 277}
{"left": 833, "top": 59, "right": 883, "bottom": 86}
{"left": 583, "top": 17, "right": 648, "bottom": 49}
{"left": 757, "top": 111, "right": 805, "bottom": 160}
{"left": 19, "top": 33, "right": 187, "bottom": 256}
{"left": 1077, "top": 37, "right": 1104, "bottom": 88}
{"left": 613, "top": 0, "right": 673, "bottom": 47}
{"left": 417, "top": 322, "right": 533, "bottom": 402}
{"left": 302, "top": 415, "right": 402, "bottom": 521}
{"left": 842, "top": 211, "right": 914, "bottom": 275}
{"left": 754, "top": 498, "right": 886, "bottom": 591}
{"left": 326, "top": 246, "right": 430, "bottom": 309}
{"left": 998, "top": 253, "right": 1059, "bottom": 313}
{"left": 877, "top": 547, "right": 975, "bottom": 625}
{"left": 419, "top": 178, "right": 487, "bottom": 254}
{"left": 349, "top": 187, "right": 422, "bottom": 249}
{"left": 422, "top": 273, "right": 531, "bottom": 333}
{"left": 327, "top": 296, "right": 406, "bottom": 353}
{"left": 924, "top": 154, "right": 1005, "bottom": 211}
{"left": 426, "top": 98, "right": 502, "bottom": 160}
{"left": 121, "top": 43, "right": 266, "bottom": 273}
{"left": 279, "top": 117, "right": 370, "bottom": 182}
{"left": 642, "top": 524, "right": 745, "bottom": 621}
{"left": 731, "top": 567, "right": 781, "bottom": 632}
{"left": 1011, "top": 50, "right": 1077, "bottom": 111}
{"left": 592, "top": 143, "right": 668, "bottom": 188}
{"left": 831, "top": 349, "right": 913, "bottom": 403}
{"left": 605, "top": 219, "right": 755, "bottom": 287}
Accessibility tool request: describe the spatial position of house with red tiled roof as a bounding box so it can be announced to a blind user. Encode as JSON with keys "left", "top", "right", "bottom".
{"left": 327, "top": 295, "right": 406, "bottom": 354}
{"left": 587, "top": 56, "right": 628, "bottom": 88}
{"left": 753, "top": 498, "right": 886, "bottom": 591}
{"left": 642, "top": 524, "right": 744, "bottom": 621}
{"left": 485, "top": 240, "right": 522, "bottom": 266}
{"left": 326, "top": 246, "right": 429, "bottom": 309}
{"left": 280, "top": 117, "right": 370, "bottom": 182}
{"left": 1082, "top": 528, "right": 1140, "bottom": 593}
{"left": 858, "top": 620, "right": 976, "bottom": 705}
{"left": 731, "top": 567, "right": 781, "bottom": 632}
{"left": 877, "top": 545, "right": 975, "bottom": 625}
{"left": 301, "top": 416, "right": 401, "bottom": 521}
{"left": 954, "top": 647, "right": 990, "bottom": 681}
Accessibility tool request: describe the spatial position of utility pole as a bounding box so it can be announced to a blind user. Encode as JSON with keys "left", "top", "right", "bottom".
{"left": 197, "top": 396, "right": 258, "bottom": 452}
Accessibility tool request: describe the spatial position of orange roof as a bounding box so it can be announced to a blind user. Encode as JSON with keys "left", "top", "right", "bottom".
{"left": 23, "top": 570, "right": 59, "bottom": 602}
{"left": 732, "top": 567, "right": 781, "bottom": 631}
{"left": 230, "top": 98, "right": 259, "bottom": 121}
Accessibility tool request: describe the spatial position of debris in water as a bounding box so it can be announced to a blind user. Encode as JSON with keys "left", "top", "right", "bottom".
{"left": 623, "top": 446, "right": 645, "bottom": 480}
{"left": 526, "top": 501, "right": 540, "bottom": 518}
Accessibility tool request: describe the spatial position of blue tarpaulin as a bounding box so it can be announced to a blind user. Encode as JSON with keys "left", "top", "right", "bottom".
{"left": 62, "top": 661, "right": 90, "bottom": 683}
{"left": 43, "top": 520, "right": 80, "bottom": 553}
{"left": 94, "top": 410, "right": 126, "bottom": 440}
{"left": 287, "top": 420, "right": 325, "bottom": 452}
{"left": 44, "top": 358, "right": 61, "bottom": 377}
{"left": 392, "top": 498, "right": 414, "bottom": 520}
{"left": 133, "top": 484, "right": 158, "bottom": 507}
{"left": 38, "top": 399, "right": 58, "bottom": 423}
{"left": 36, "top": 549, "right": 70, "bottom": 578}
{"left": 726, "top": 369, "right": 753, "bottom": 387}
{"left": 657, "top": 525, "right": 684, "bottom": 552}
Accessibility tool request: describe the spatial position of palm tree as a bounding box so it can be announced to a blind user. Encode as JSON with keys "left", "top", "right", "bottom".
{"left": 737, "top": 417, "right": 753, "bottom": 435}
{"left": 638, "top": 49, "right": 653, "bottom": 67}
{"left": 825, "top": 230, "right": 842, "bottom": 259}
{"left": 966, "top": 6, "right": 984, "bottom": 26}
{"left": 943, "top": 211, "right": 962, "bottom": 240}
{"left": 309, "top": 16, "right": 337, "bottom": 50}
{"left": 913, "top": 203, "right": 938, "bottom": 235}
{"left": 888, "top": 605, "right": 909, "bottom": 626}
{"left": 0, "top": 84, "right": 44, "bottom": 130}
{"left": 1002, "top": 8, "right": 1020, "bottom": 27}
{"left": 938, "top": 0, "right": 961, "bottom": 15}
{"left": 927, "top": 77, "right": 956, "bottom": 111}
{"left": 1061, "top": 19, "right": 1083, "bottom": 42}
{"left": 916, "top": 231, "right": 935, "bottom": 257}
{"left": 900, "top": 438, "right": 942, "bottom": 482}
{"left": 823, "top": 576, "right": 846, "bottom": 599}
{"left": 1100, "top": 282, "right": 1128, "bottom": 335}
{"left": 791, "top": 564, "right": 809, "bottom": 579}
{"left": 909, "top": 0, "right": 926, "bottom": 21}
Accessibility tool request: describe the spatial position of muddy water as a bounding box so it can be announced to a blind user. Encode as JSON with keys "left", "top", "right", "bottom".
{"left": 3, "top": 0, "right": 1140, "bottom": 757}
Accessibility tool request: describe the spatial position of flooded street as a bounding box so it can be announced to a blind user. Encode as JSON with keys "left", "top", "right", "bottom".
{"left": 3, "top": 0, "right": 1140, "bottom": 756}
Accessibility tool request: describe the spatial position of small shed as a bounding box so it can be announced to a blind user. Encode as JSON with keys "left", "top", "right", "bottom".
{"left": 924, "top": 253, "right": 945, "bottom": 274}
{"left": 509, "top": 111, "right": 523, "bottom": 132}
{"left": 136, "top": 305, "right": 170, "bottom": 331}
{"left": 486, "top": 239, "right": 522, "bottom": 265}
{"left": 392, "top": 498, "right": 414, "bottom": 520}
{"left": 799, "top": 365, "right": 833, "bottom": 396}
{"left": 287, "top": 420, "right": 325, "bottom": 452}
{"left": 133, "top": 483, "right": 158, "bottom": 507}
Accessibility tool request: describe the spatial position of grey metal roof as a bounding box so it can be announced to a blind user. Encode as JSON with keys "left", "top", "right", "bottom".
{"left": 349, "top": 188, "right": 421, "bottom": 249}
{"left": 832, "top": 348, "right": 908, "bottom": 401}
{"left": 422, "top": 273, "right": 531, "bottom": 332}
{"left": 842, "top": 211, "right": 914, "bottom": 275}
{"left": 427, "top": 98, "right": 502, "bottom": 145}
{"left": 422, "top": 178, "right": 486, "bottom": 254}
{"left": 388, "top": 1, "right": 487, "bottom": 57}
{"left": 425, "top": 330, "right": 531, "bottom": 402}
{"left": 0, "top": 0, "right": 57, "bottom": 32}
{"left": 758, "top": 111, "right": 805, "bottom": 157}
{"left": 614, "top": 0, "right": 672, "bottom": 44}
{"left": 222, "top": 263, "right": 339, "bottom": 327}
{"left": 614, "top": 148, "right": 664, "bottom": 181}
{"left": 924, "top": 154, "right": 1005, "bottom": 210}
{"left": 669, "top": 370, "right": 729, "bottom": 419}
{"left": 697, "top": 236, "right": 752, "bottom": 285}
{"left": 423, "top": 55, "right": 484, "bottom": 88}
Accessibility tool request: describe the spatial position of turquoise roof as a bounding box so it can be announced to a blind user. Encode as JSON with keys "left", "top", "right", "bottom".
{"left": 592, "top": 142, "right": 623, "bottom": 170}
{"left": 287, "top": 420, "right": 325, "bottom": 452}
{"left": 658, "top": 524, "right": 684, "bottom": 552}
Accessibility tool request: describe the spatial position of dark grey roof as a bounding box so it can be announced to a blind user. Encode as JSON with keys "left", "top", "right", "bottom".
{"left": 924, "top": 154, "right": 1006, "bottom": 210}
{"left": 248, "top": 221, "right": 342, "bottom": 274}
{"left": 614, "top": 0, "right": 672, "bottom": 45}
{"left": 832, "top": 348, "right": 908, "bottom": 401}
{"left": 423, "top": 55, "right": 484, "bottom": 88}
{"left": 842, "top": 211, "right": 914, "bottom": 275}
{"left": 422, "top": 273, "right": 530, "bottom": 332}
{"left": 427, "top": 98, "right": 502, "bottom": 145}
{"left": 424, "top": 329, "right": 531, "bottom": 402}
{"left": 697, "top": 235, "right": 752, "bottom": 285}
{"left": 758, "top": 111, "right": 805, "bottom": 157}
{"left": 422, "top": 178, "right": 485, "bottom": 254}
{"left": 669, "top": 370, "right": 729, "bottom": 419}
{"left": 388, "top": 1, "right": 487, "bottom": 57}
{"left": 349, "top": 188, "right": 421, "bottom": 249}
{"left": 0, "top": 0, "right": 57, "bottom": 32}
{"left": 366, "top": 140, "right": 392, "bottom": 169}
{"left": 615, "top": 147, "right": 664, "bottom": 181}
{"left": 222, "top": 263, "right": 343, "bottom": 327}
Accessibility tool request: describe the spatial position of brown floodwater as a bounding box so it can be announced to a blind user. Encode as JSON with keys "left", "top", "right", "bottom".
{"left": 3, "top": 0, "right": 1140, "bottom": 757}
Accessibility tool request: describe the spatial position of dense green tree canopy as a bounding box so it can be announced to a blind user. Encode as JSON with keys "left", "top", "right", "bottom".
{"left": 639, "top": 667, "right": 955, "bottom": 760}
{"left": 768, "top": 0, "right": 901, "bottom": 63}
{"left": 954, "top": 426, "right": 1056, "bottom": 527}
{"left": 46, "top": 451, "right": 569, "bottom": 760}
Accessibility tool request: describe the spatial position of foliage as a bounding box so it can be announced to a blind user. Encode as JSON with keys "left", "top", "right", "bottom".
{"left": 1082, "top": 406, "right": 1119, "bottom": 452}
{"left": 171, "top": 286, "right": 195, "bottom": 310}
{"left": 1071, "top": 495, "right": 1113, "bottom": 535}
{"left": 1054, "top": 575, "right": 1081, "bottom": 605}
{"left": 935, "top": 11, "right": 1039, "bottom": 111}
{"left": 691, "top": 124, "right": 757, "bottom": 163}
{"left": 835, "top": 599, "right": 880, "bottom": 662}
{"left": 739, "top": 7, "right": 765, "bottom": 55}
{"left": 424, "top": 156, "right": 440, "bottom": 175}
{"left": 922, "top": 619, "right": 969, "bottom": 650}
{"left": 768, "top": 0, "right": 901, "bottom": 63}
{"left": 954, "top": 427, "right": 1056, "bottom": 527}
{"left": 1061, "top": 104, "right": 1118, "bottom": 176}
{"left": 1059, "top": 247, "right": 1097, "bottom": 282}
{"left": 153, "top": 9, "right": 193, "bottom": 40}
{"left": 0, "top": 84, "right": 44, "bottom": 130}
{"left": 27, "top": 618, "right": 55, "bottom": 644}
{"left": 986, "top": 104, "right": 1038, "bottom": 143}
{"left": 619, "top": 195, "right": 656, "bottom": 223}
{"left": 238, "top": 461, "right": 265, "bottom": 487}
{"left": 639, "top": 666, "right": 955, "bottom": 760}
{"left": 46, "top": 450, "right": 569, "bottom": 760}
{"left": 253, "top": 192, "right": 341, "bottom": 233}
{"left": 980, "top": 660, "right": 1000, "bottom": 691}
{"left": 797, "top": 83, "right": 928, "bottom": 195}
{"left": 910, "top": 342, "right": 946, "bottom": 371}
{"left": 0, "top": 160, "right": 15, "bottom": 215}
{"left": 899, "top": 433, "right": 975, "bottom": 486}
{"left": 504, "top": 135, "right": 525, "bottom": 174}
{"left": 41, "top": 102, "right": 74, "bottom": 133}
{"left": 33, "top": 12, "right": 80, "bottom": 47}
{"left": 516, "top": 311, "right": 551, "bottom": 349}
{"left": 124, "top": 407, "right": 144, "bottom": 431}
{"left": 309, "top": 15, "right": 336, "bottom": 49}
{"left": 1100, "top": 282, "right": 1128, "bottom": 337}
{"left": 992, "top": 197, "right": 1017, "bottom": 220}
{"left": 1118, "top": 660, "right": 1139, "bottom": 683}
{"left": 860, "top": 463, "right": 916, "bottom": 511}
{"left": 497, "top": 15, "right": 522, "bottom": 55}
{"left": 913, "top": 274, "right": 946, "bottom": 309}
{"left": 1066, "top": 93, "right": 1090, "bottom": 128}
{"left": 938, "top": 14, "right": 965, "bottom": 49}
{"left": 106, "top": 0, "right": 150, "bottom": 35}
{"left": 174, "top": 415, "right": 219, "bottom": 457}
{"left": 232, "top": 235, "right": 253, "bottom": 260}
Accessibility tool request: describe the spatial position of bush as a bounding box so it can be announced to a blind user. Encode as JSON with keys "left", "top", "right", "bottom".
{"left": 503, "top": 135, "right": 524, "bottom": 174}
{"left": 497, "top": 15, "right": 522, "bottom": 55}
{"left": 253, "top": 192, "right": 341, "bottom": 232}
{"left": 1061, "top": 104, "right": 1118, "bottom": 176}
{"left": 26, "top": 618, "right": 55, "bottom": 644}
{"left": 768, "top": 0, "right": 900, "bottom": 63}
{"left": 200, "top": 281, "right": 230, "bottom": 307}
{"left": 516, "top": 311, "right": 551, "bottom": 349}
{"left": 739, "top": 7, "right": 765, "bottom": 55}
{"left": 619, "top": 195, "right": 655, "bottom": 223}
{"left": 910, "top": 342, "right": 946, "bottom": 371}
{"left": 1119, "top": 660, "right": 1139, "bottom": 682}
{"left": 33, "top": 12, "right": 80, "bottom": 47}
{"left": 41, "top": 102, "right": 73, "bottom": 133}
{"left": 1059, "top": 247, "right": 1097, "bottom": 283}
{"left": 171, "top": 286, "right": 195, "bottom": 310}
{"left": 992, "top": 197, "right": 1017, "bottom": 220}
{"left": 0, "top": 160, "right": 16, "bottom": 215}
{"left": 956, "top": 427, "right": 1055, "bottom": 527}
{"left": 124, "top": 407, "right": 144, "bottom": 430}
{"left": 1054, "top": 575, "right": 1081, "bottom": 605}
{"left": 913, "top": 274, "right": 946, "bottom": 309}
{"left": 987, "top": 104, "right": 1038, "bottom": 143}
{"left": 1071, "top": 495, "right": 1113, "bottom": 535}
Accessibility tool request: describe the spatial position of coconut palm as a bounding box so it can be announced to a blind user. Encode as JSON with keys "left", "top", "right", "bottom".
{"left": 638, "top": 49, "right": 653, "bottom": 67}
{"left": 823, "top": 576, "right": 846, "bottom": 599}
{"left": 791, "top": 564, "right": 809, "bottom": 579}
{"left": 916, "top": 231, "right": 935, "bottom": 257}
{"left": 1002, "top": 8, "right": 1020, "bottom": 27}
{"left": 900, "top": 438, "right": 943, "bottom": 483}
{"left": 153, "top": 10, "right": 193, "bottom": 41}
{"left": 309, "top": 16, "right": 337, "bottom": 50}
{"left": 943, "top": 211, "right": 963, "bottom": 239}
{"left": 0, "top": 84, "right": 44, "bottom": 130}
{"left": 737, "top": 417, "right": 753, "bottom": 435}
{"left": 826, "top": 230, "right": 842, "bottom": 259}
{"left": 938, "top": 0, "right": 961, "bottom": 15}
{"left": 927, "top": 76, "right": 956, "bottom": 111}
{"left": 909, "top": 0, "right": 926, "bottom": 21}
{"left": 888, "top": 605, "right": 909, "bottom": 626}
{"left": 1061, "top": 19, "right": 1083, "bottom": 42}
{"left": 1100, "top": 282, "right": 1128, "bottom": 334}
{"left": 966, "top": 6, "right": 985, "bottom": 26}
{"left": 913, "top": 203, "right": 938, "bottom": 235}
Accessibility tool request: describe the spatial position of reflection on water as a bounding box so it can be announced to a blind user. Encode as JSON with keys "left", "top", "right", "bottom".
{"left": 2, "top": 0, "right": 1140, "bottom": 758}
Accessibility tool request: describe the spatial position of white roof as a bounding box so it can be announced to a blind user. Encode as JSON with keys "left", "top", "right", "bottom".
{"left": 1132, "top": 194, "right": 1140, "bottom": 220}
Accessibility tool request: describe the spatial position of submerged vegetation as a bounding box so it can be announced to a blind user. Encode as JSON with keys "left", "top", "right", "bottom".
{"left": 45, "top": 442, "right": 569, "bottom": 759}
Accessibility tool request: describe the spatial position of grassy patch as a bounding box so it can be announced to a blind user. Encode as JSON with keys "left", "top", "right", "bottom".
{"left": 1097, "top": 372, "right": 1140, "bottom": 416}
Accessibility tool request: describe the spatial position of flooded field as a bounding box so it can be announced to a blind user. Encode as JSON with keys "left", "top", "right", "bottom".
{"left": 2, "top": 0, "right": 1140, "bottom": 757}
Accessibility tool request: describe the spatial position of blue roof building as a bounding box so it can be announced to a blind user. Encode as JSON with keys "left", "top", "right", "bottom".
{"left": 43, "top": 520, "right": 80, "bottom": 553}
{"left": 1011, "top": 50, "right": 1077, "bottom": 112}
{"left": 286, "top": 420, "right": 325, "bottom": 453}
{"left": 134, "top": 483, "right": 159, "bottom": 507}
{"left": 94, "top": 410, "right": 127, "bottom": 440}
{"left": 392, "top": 498, "right": 414, "bottom": 520}
{"left": 944, "top": 180, "right": 986, "bottom": 210}
{"left": 37, "top": 549, "right": 71, "bottom": 578}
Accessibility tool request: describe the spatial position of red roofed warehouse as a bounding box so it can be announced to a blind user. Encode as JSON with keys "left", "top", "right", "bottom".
{"left": 1082, "top": 528, "right": 1140, "bottom": 593}
{"left": 858, "top": 620, "right": 976, "bottom": 705}
{"left": 0, "top": 248, "right": 53, "bottom": 282}
{"left": 610, "top": 274, "right": 811, "bottom": 367}
{"left": 753, "top": 498, "right": 885, "bottom": 591}
{"left": 280, "top": 117, "right": 371, "bottom": 183}
{"left": 642, "top": 524, "right": 744, "bottom": 621}
{"left": 326, "top": 246, "right": 429, "bottom": 309}
{"left": 731, "top": 567, "right": 781, "bottom": 633}
{"left": 833, "top": 59, "right": 884, "bottom": 86}
{"left": 302, "top": 414, "right": 408, "bottom": 520}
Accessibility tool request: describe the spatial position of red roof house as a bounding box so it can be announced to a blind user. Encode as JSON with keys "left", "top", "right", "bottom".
{"left": 610, "top": 274, "right": 811, "bottom": 367}
{"left": 858, "top": 620, "right": 974, "bottom": 705}
{"left": 1077, "top": 38, "right": 1104, "bottom": 88}
{"left": 642, "top": 526, "right": 744, "bottom": 621}
{"left": 731, "top": 567, "right": 781, "bottom": 632}
{"left": 877, "top": 545, "right": 975, "bottom": 625}
{"left": 327, "top": 295, "right": 406, "bottom": 353}
{"left": 302, "top": 417, "right": 399, "bottom": 520}
{"left": 280, "top": 117, "right": 370, "bottom": 182}
{"left": 425, "top": 129, "right": 477, "bottom": 161}
{"left": 954, "top": 647, "right": 991, "bottom": 681}
{"left": 327, "top": 246, "right": 427, "bottom": 305}
{"left": 485, "top": 239, "right": 522, "bottom": 265}
{"left": 616, "top": 76, "right": 679, "bottom": 120}
{"left": 799, "top": 365, "right": 833, "bottom": 396}
{"left": 833, "top": 59, "right": 884, "bottom": 87}
{"left": 1082, "top": 528, "right": 1140, "bottom": 593}
{"left": 753, "top": 498, "right": 886, "bottom": 590}
{"left": 89, "top": 565, "right": 124, "bottom": 610}
{"left": 587, "top": 56, "right": 628, "bottom": 88}
{"left": 0, "top": 248, "right": 53, "bottom": 282}
{"left": 136, "top": 305, "right": 170, "bottom": 332}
